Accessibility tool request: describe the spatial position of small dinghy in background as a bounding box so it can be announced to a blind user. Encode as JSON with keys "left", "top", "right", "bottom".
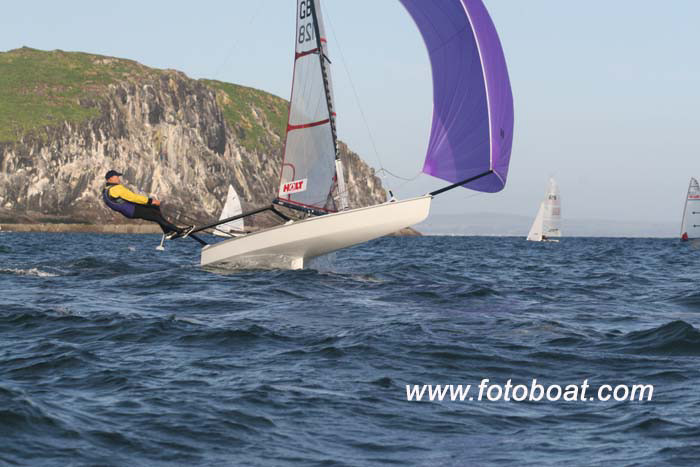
{"left": 527, "top": 178, "right": 561, "bottom": 242}
{"left": 212, "top": 185, "right": 245, "bottom": 238}
{"left": 680, "top": 177, "right": 700, "bottom": 243}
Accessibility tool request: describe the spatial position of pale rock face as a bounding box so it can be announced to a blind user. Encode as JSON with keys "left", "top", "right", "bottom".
{"left": 0, "top": 72, "right": 386, "bottom": 226}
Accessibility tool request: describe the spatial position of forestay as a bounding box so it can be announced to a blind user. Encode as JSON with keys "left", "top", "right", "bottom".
{"left": 681, "top": 177, "right": 700, "bottom": 241}
{"left": 277, "top": 0, "right": 340, "bottom": 212}
{"left": 399, "top": 0, "right": 514, "bottom": 193}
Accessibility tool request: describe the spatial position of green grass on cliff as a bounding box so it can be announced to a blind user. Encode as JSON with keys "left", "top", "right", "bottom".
{"left": 0, "top": 47, "right": 154, "bottom": 142}
{"left": 0, "top": 47, "right": 288, "bottom": 150}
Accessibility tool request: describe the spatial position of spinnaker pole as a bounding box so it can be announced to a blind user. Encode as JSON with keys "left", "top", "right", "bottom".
{"left": 429, "top": 170, "right": 493, "bottom": 197}
{"left": 183, "top": 205, "right": 291, "bottom": 237}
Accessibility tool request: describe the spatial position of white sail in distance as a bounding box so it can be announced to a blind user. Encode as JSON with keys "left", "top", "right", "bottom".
{"left": 277, "top": 0, "right": 344, "bottom": 212}
{"left": 527, "top": 203, "right": 545, "bottom": 241}
{"left": 527, "top": 178, "right": 561, "bottom": 242}
{"left": 681, "top": 177, "right": 700, "bottom": 241}
{"left": 542, "top": 178, "right": 561, "bottom": 238}
{"left": 213, "top": 185, "right": 244, "bottom": 237}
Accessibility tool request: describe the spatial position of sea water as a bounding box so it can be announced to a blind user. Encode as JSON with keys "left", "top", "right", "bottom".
{"left": 1, "top": 233, "right": 699, "bottom": 465}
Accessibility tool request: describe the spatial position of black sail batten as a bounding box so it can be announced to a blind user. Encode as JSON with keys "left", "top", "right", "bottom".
{"left": 429, "top": 170, "right": 493, "bottom": 197}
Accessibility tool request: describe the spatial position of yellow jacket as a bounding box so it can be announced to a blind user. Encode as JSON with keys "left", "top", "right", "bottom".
{"left": 107, "top": 184, "right": 150, "bottom": 205}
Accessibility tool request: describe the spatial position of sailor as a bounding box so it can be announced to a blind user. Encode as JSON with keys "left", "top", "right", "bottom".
{"left": 102, "top": 170, "right": 192, "bottom": 238}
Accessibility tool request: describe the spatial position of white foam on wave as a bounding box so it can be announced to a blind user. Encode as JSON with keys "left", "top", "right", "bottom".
{"left": 0, "top": 267, "right": 59, "bottom": 277}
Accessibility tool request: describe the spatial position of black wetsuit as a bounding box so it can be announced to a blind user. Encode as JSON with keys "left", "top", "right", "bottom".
{"left": 102, "top": 183, "right": 182, "bottom": 234}
{"left": 133, "top": 204, "right": 182, "bottom": 235}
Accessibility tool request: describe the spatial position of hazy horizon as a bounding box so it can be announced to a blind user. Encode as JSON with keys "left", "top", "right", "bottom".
{"left": 1, "top": 1, "right": 698, "bottom": 227}
{"left": 416, "top": 210, "right": 680, "bottom": 238}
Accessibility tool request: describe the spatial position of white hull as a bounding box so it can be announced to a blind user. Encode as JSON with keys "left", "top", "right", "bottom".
{"left": 212, "top": 230, "right": 246, "bottom": 238}
{"left": 527, "top": 236, "right": 561, "bottom": 243}
{"left": 200, "top": 195, "right": 432, "bottom": 270}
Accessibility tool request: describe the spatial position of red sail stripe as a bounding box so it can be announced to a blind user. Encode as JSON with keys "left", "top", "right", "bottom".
{"left": 295, "top": 48, "right": 320, "bottom": 60}
{"left": 286, "top": 112, "right": 337, "bottom": 132}
{"left": 287, "top": 118, "right": 330, "bottom": 131}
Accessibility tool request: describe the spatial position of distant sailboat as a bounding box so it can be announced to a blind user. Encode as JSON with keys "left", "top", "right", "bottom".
{"left": 527, "top": 178, "right": 561, "bottom": 242}
{"left": 178, "top": 0, "right": 514, "bottom": 269}
{"left": 213, "top": 185, "right": 244, "bottom": 237}
{"left": 680, "top": 177, "right": 700, "bottom": 242}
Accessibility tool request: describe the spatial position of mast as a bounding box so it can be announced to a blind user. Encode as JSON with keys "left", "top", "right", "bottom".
{"left": 310, "top": 0, "right": 348, "bottom": 210}
{"left": 310, "top": 1, "right": 337, "bottom": 163}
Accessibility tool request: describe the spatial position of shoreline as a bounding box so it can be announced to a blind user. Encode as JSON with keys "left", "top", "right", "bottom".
{"left": 0, "top": 223, "right": 423, "bottom": 236}
{"left": 0, "top": 223, "right": 163, "bottom": 234}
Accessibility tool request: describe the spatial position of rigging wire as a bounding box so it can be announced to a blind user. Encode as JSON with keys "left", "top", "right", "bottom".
{"left": 324, "top": 7, "right": 424, "bottom": 192}
{"left": 212, "top": 0, "right": 268, "bottom": 81}
{"left": 378, "top": 167, "right": 422, "bottom": 183}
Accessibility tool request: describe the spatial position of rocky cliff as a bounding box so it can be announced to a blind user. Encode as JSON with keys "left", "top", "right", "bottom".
{"left": 0, "top": 48, "right": 387, "bottom": 228}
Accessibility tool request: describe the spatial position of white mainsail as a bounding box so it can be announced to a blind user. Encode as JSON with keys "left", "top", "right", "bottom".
{"left": 213, "top": 185, "right": 244, "bottom": 237}
{"left": 527, "top": 178, "right": 561, "bottom": 242}
{"left": 277, "top": 0, "right": 346, "bottom": 212}
{"left": 680, "top": 177, "right": 700, "bottom": 241}
{"left": 543, "top": 178, "right": 561, "bottom": 238}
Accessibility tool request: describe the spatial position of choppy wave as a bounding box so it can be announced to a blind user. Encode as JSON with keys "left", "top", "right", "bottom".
{"left": 0, "top": 267, "right": 58, "bottom": 277}
{"left": 0, "top": 234, "right": 699, "bottom": 465}
{"left": 670, "top": 291, "right": 700, "bottom": 310}
{"left": 611, "top": 320, "right": 700, "bottom": 355}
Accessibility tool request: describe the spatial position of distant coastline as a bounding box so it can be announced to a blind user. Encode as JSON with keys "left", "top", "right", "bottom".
{"left": 417, "top": 212, "right": 679, "bottom": 238}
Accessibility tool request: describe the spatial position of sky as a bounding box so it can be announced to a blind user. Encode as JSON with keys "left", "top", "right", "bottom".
{"left": 1, "top": 1, "right": 699, "bottom": 224}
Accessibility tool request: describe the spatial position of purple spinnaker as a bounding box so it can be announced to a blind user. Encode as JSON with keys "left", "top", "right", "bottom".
{"left": 399, "top": 0, "right": 514, "bottom": 192}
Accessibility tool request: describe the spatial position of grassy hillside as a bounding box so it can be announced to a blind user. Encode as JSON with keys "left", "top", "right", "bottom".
{"left": 0, "top": 47, "right": 288, "bottom": 150}
{"left": 0, "top": 47, "right": 151, "bottom": 142}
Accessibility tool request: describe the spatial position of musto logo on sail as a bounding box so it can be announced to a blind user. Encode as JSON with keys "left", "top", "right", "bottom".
{"left": 279, "top": 179, "right": 307, "bottom": 196}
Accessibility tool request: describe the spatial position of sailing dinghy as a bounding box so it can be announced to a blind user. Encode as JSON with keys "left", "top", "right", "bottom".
{"left": 527, "top": 178, "right": 561, "bottom": 242}
{"left": 212, "top": 185, "right": 245, "bottom": 237}
{"left": 182, "top": 0, "right": 514, "bottom": 269}
{"left": 680, "top": 177, "right": 700, "bottom": 242}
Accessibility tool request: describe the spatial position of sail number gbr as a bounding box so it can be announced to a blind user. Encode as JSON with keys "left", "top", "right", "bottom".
{"left": 298, "top": 1, "right": 315, "bottom": 44}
